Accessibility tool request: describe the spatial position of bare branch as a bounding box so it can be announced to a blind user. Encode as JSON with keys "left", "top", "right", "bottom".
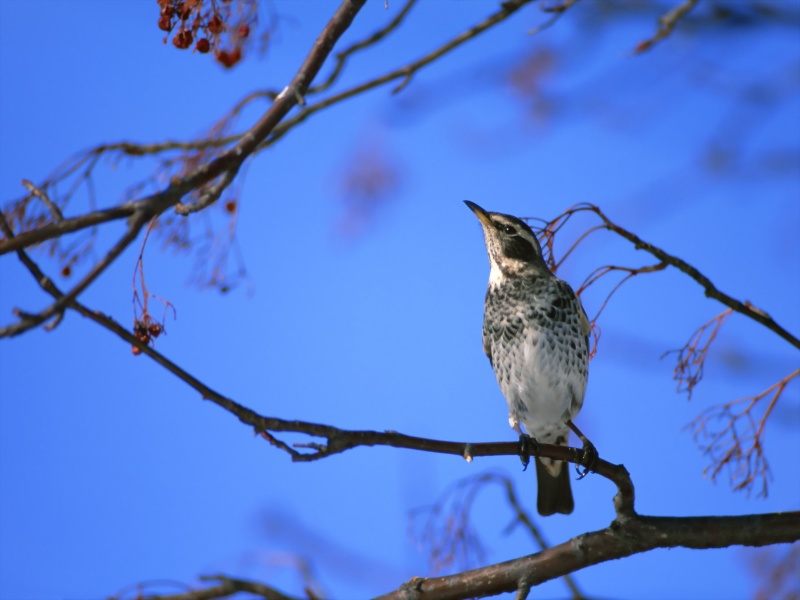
{"left": 0, "top": 211, "right": 65, "bottom": 302}
{"left": 411, "top": 472, "right": 587, "bottom": 599}
{"left": 1, "top": 214, "right": 638, "bottom": 520}
{"left": 308, "top": 0, "right": 419, "bottom": 95}
{"left": 0, "top": 205, "right": 151, "bottom": 338}
{"left": 664, "top": 308, "right": 735, "bottom": 400}
{"left": 20, "top": 179, "right": 63, "bottom": 222}
{"left": 260, "top": 0, "right": 541, "bottom": 149}
{"left": 174, "top": 170, "right": 237, "bottom": 216}
{"left": 597, "top": 210, "right": 799, "bottom": 349}
{"left": 0, "top": 201, "right": 138, "bottom": 256}
{"left": 538, "top": 203, "right": 799, "bottom": 496}
{"left": 163, "top": 0, "right": 370, "bottom": 198}
{"left": 634, "top": 0, "right": 700, "bottom": 53}
{"left": 118, "top": 574, "right": 301, "bottom": 600}
{"left": 1, "top": 0, "right": 370, "bottom": 335}
{"left": 132, "top": 509, "right": 800, "bottom": 600}
{"left": 1, "top": 0, "right": 541, "bottom": 260}
{"left": 686, "top": 368, "right": 800, "bottom": 497}
{"left": 377, "top": 510, "right": 800, "bottom": 600}
{"left": 546, "top": 204, "right": 800, "bottom": 350}
{"left": 84, "top": 289, "right": 637, "bottom": 513}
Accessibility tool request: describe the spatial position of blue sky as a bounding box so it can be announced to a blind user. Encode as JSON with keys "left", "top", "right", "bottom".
{"left": 1, "top": 1, "right": 799, "bottom": 599}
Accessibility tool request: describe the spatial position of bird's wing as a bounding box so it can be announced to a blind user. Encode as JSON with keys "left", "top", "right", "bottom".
{"left": 578, "top": 299, "right": 591, "bottom": 340}
{"left": 482, "top": 320, "right": 493, "bottom": 367}
{"left": 556, "top": 279, "right": 591, "bottom": 343}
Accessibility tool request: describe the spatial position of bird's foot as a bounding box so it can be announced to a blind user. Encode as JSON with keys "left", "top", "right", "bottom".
{"left": 566, "top": 419, "right": 598, "bottom": 480}
{"left": 574, "top": 439, "right": 598, "bottom": 480}
{"left": 518, "top": 434, "right": 539, "bottom": 471}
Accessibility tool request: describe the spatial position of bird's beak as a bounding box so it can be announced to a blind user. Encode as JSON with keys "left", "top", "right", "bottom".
{"left": 464, "top": 200, "right": 492, "bottom": 227}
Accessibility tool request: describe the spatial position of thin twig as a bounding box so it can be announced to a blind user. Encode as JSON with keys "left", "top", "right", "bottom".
{"left": 634, "top": 0, "right": 700, "bottom": 53}
{"left": 557, "top": 204, "right": 799, "bottom": 350}
{"left": 1, "top": 0, "right": 541, "bottom": 258}
{"left": 20, "top": 179, "right": 63, "bottom": 222}
{"left": 1, "top": 0, "right": 371, "bottom": 336}
{"left": 119, "top": 574, "right": 302, "bottom": 600}
{"left": 412, "top": 472, "right": 587, "bottom": 598}
{"left": 0, "top": 207, "right": 151, "bottom": 338}
{"left": 308, "top": 0, "right": 419, "bottom": 95}
{"left": 497, "top": 476, "right": 585, "bottom": 600}
{"left": 2, "top": 208, "right": 640, "bottom": 519}
{"left": 260, "top": 0, "right": 539, "bottom": 149}
{"left": 175, "top": 170, "right": 236, "bottom": 215}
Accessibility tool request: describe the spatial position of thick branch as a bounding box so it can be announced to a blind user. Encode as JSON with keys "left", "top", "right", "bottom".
{"left": 0, "top": 205, "right": 153, "bottom": 337}
{"left": 1, "top": 0, "right": 537, "bottom": 257}
{"left": 1, "top": 0, "right": 368, "bottom": 335}
{"left": 2, "top": 205, "right": 637, "bottom": 519}
{"left": 1, "top": 0, "right": 367, "bottom": 247}
{"left": 179, "top": 0, "right": 368, "bottom": 192}
{"left": 0, "top": 203, "right": 136, "bottom": 255}
{"left": 376, "top": 511, "right": 800, "bottom": 600}
{"left": 6, "top": 201, "right": 793, "bottom": 600}
{"left": 147, "top": 510, "right": 800, "bottom": 600}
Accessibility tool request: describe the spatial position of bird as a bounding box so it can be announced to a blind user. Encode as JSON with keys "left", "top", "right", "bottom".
{"left": 464, "top": 200, "right": 595, "bottom": 516}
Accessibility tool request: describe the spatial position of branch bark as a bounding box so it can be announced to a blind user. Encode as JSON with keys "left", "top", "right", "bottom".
{"left": 0, "top": 0, "right": 369, "bottom": 335}
{"left": 376, "top": 511, "right": 800, "bottom": 600}
{"left": 556, "top": 204, "right": 800, "bottom": 351}
{"left": 0, "top": 0, "right": 542, "bottom": 259}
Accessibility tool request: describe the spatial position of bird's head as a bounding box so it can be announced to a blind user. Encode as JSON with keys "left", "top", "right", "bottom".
{"left": 464, "top": 200, "right": 549, "bottom": 283}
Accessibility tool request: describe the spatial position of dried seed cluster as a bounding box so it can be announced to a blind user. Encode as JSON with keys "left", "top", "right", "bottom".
{"left": 156, "top": 0, "right": 255, "bottom": 68}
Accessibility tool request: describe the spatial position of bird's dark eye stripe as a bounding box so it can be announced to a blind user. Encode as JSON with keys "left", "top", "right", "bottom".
{"left": 503, "top": 236, "right": 536, "bottom": 261}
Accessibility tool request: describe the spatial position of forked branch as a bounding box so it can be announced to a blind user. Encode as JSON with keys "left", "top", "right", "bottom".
{"left": 376, "top": 510, "right": 800, "bottom": 600}
{"left": 410, "top": 472, "right": 586, "bottom": 599}
{"left": 686, "top": 368, "right": 800, "bottom": 497}
{"left": 0, "top": 0, "right": 370, "bottom": 336}
{"left": 541, "top": 203, "right": 798, "bottom": 349}
{"left": 133, "top": 506, "right": 800, "bottom": 600}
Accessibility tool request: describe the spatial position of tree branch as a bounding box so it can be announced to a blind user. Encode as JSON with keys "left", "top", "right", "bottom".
{"left": 377, "top": 511, "right": 800, "bottom": 600}
{"left": 3, "top": 205, "right": 636, "bottom": 520}
{"left": 0, "top": 205, "right": 152, "bottom": 337}
{"left": 0, "top": 0, "right": 369, "bottom": 334}
{"left": 128, "top": 574, "right": 301, "bottom": 600}
{"left": 260, "top": 0, "right": 539, "bottom": 149}
{"left": 177, "top": 0, "right": 368, "bottom": 192}
{"left": 307, "top": 0, "right": 419, "bottom": 95}
{"left": 0, "top": 202, "right": 137, "bottom": 256}
{"left": 1, "top": 0, "right": 540, "bottom": 258}
{"left": 635, "top": 0, "right": 700, "bottom": 53}
{"left": 411, "top": 472, "right": 587, "bottom": 599}
{"left": 552, "top": 204, "right": 800, "bottom": 350}
{"left": 598, "top": 210, "right": 799, "bottom": 349}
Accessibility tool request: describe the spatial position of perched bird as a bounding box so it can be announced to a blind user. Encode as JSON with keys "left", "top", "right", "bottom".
{"left": 465, "top": 201, "right": 595, "bottom": 516}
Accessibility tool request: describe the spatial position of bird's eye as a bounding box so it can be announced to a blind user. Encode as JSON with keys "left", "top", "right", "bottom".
{"left": 502, "top": 224, "right": 517, "bottom": 235}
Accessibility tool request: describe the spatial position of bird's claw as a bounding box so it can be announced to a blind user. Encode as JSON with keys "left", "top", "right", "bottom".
{"left": 518, "top": 434, "right": 538, "bottom": 471}
{"left": 574, "top": 440, "right": 598, "bottom": 480}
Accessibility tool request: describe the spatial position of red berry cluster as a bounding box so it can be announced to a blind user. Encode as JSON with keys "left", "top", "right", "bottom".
{"left": 156, "top": 0, "right": 255, "bottom": 68}
{"left": 131, "top": 319, "right": 164, "bottom": 355}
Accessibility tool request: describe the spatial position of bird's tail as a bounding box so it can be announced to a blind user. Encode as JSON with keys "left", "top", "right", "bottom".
{"left": 535, "top": 457, "right": 574, "bottom": 516}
